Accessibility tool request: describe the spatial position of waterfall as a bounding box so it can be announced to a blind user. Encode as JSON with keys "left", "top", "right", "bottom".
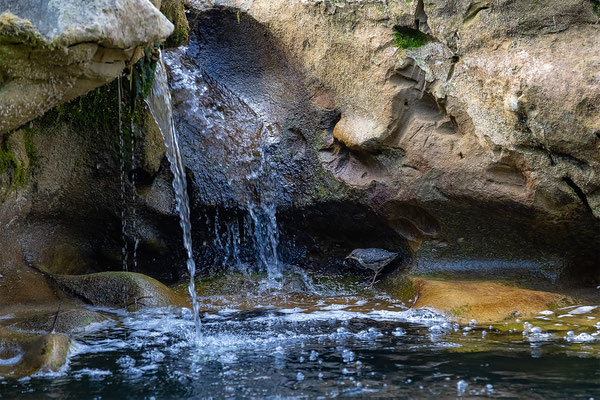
{"left": 164, "top": 49, "right": 283, "bottom": 281}
{"left": 146, "top": 53, "right": 201, "bottom": 337}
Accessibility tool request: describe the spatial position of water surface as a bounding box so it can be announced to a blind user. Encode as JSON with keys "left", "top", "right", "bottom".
{"left": 2, "top": 274, "right": 599, "bottom": 399}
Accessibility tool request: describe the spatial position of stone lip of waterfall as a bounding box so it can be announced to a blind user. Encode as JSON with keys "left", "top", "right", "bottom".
{"left": 146, "top": 52, "right": 201, "bottom": 337}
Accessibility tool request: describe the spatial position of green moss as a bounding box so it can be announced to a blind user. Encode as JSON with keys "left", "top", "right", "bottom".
{"left": 42, "top": 78, "right": 139, "bottom": 170}
{"left": 591, "top": 0, "right": 600, "bottom": 16}
{"left": 23, "top": 127, "right": 36, "bottom": 167}
{"left": 160, "top": 0, "right": 190, "bottom": 48}
{"left": 380, "top": 275, "right": 417, "bottom": 303}
{"left": 0, "top": 13, "right": 48, "bottom": 48}
{"left": 393, "top": 27, "right": 428, "bottom": 49}
{"left": 546, "top": 296, "right": 577, "bottom": 311}
{"left": 450, "top": 304, "right": 472, "bottom": 318}
{"left": 131, "top": 45, "right": 158, "bottom": 104}
{"left": 52, "top": 84, "right": 119, "bottom": 130}
{"left": 0, "top": 138, "right": 27, "bottom": 187}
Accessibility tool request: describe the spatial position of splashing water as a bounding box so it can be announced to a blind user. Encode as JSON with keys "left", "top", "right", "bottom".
{"left": 5, "top": 280, "right": 600, "bottom": 399}
{"left": 146, "top": 53, "right": 201, "bottom": 337}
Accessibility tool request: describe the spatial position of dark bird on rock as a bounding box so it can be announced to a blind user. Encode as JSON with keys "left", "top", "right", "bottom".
{"left": 345, "top": 248, "right": 399, "bottom": 288}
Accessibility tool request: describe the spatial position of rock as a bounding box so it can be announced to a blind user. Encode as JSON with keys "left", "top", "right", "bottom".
{"left": 0, "top": 0, "right": 175, "bottom": 134}
{"left": 54, "top": 272, "right": 186, "bottom": 310}
{"left": 411, "top": 278, "right": 573, "bottom": 323}
{"left": 333, "top": 116, "right": 387, "bottom": 152}
{"left": 0, "top": 259, "right": 107, "bottom": 336}
{"left": 0, "top": 75, "right": 185, "bottom": 284}
{"left": 186, "top": 0, "right": 600, "bottom": 283}
{"left": 0, "top": 328, "right": 71, "bottom": 379}
{"left": 10, "top": 308, "right": 107, "bottom": 335}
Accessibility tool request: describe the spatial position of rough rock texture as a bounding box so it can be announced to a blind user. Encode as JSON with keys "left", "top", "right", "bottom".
{"left": 183, "top": 0, "right": 600, "bottom": 284}
{"left": 0, "top": 0, "right": 175, "bottom": 134}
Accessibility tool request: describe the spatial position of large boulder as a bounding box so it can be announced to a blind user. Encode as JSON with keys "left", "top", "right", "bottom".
{"left": 54, "top": 272, "right": 186, "bottom": 310}
{"left": 182, "top": 0, "right": 599, "bottom": 284}
{"left": 0, "top": 0, "right": 175, "bottom": 134}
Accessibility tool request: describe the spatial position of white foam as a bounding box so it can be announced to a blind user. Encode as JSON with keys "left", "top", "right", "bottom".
{"left": 565, "top": 332, "right": 597, "bottom": 343}
{"left": 73, "top": 368, "right": 112, "bottom": 379}
{"left": 569, "top": 306, "right": 598, "bottom": 315}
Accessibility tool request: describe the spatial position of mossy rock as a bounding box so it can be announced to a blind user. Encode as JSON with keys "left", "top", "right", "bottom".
{"left": 11, "top": 308, "right": 107, "bottom": 335}
{"left": 378, "top": 271, "right": 418, "bottom": 303}
{"left": 0, "top": 128, "right": 31, "bottom": 190}
{"left": 161, "top": 0, "right": 189, "bottom": 48}
{"left": 0, "top": 328, "right": 71, "bottom": 379}
{"left": 54, "top": 272, "right": 186, "bottom": 310}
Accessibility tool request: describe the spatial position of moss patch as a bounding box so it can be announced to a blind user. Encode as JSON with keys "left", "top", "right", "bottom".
{"left": 0, "top": 135, "right": 27, "bottom": 187}
{"left": 393, "top": 27, "right": 428, "bottom": 49}
{"left": 131, "top": 45, "right": 158, "bottom": 104}
{"left": 160, "top": 0, "right": 190, "bottom": 48}
{"left": 591, "top": 0, "right": 600, "bottom": 16}
{"left": 50, "top": 84, "right": 119, "bottom": 130}
{"left": 379, "top": 273, "right": 417, "bottom": 303}
{"left": 0, "top": 12, "right": 47, "bottom": 48}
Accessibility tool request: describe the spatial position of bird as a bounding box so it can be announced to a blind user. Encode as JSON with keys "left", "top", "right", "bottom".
{"left": 345, "top": 248, "right": 400, "bottom": 288}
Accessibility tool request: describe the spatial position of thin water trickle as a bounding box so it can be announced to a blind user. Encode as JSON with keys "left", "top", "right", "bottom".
{"left": 118, "top": 76, "right": 128, "bottom": 271}
{"left": 130, "top": 120, "right": 139, "bottom": 270}
{"left": 146, "top": 53, "right": 201, "bottom": 338}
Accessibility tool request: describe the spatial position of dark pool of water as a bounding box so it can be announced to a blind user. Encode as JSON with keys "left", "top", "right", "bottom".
{"left": 1, "top": 301, "right": 599, "bottom": 399}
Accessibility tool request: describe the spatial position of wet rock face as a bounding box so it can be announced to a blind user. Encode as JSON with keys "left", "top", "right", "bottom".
{"left": 0, "top": 79, "right": 186, "bottom": 285}
{"left": 168, "top": 8, "right": 330, "bottom": 209}
{"left": 0, "top": 0, "right": 175, "bottom": 134}
{"left": 186, "top": 0, "right": 599, "bottom": 284}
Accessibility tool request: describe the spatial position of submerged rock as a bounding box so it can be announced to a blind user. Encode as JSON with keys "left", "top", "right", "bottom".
{"left": 411, "top": 278, "right": 573, "bottom": 323}
{"left": 0, "top": 0, "right": 175, "bottom": 134}
{"left": 0, "top": 328, "right": 71, "bottom": 379}
{"left": 11, "top": 308, "right": 107, "bottom": 335}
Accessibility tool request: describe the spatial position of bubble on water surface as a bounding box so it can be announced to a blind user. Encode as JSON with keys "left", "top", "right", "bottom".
{"left": 457, "top": 379, "right": 468, "bottom": 396}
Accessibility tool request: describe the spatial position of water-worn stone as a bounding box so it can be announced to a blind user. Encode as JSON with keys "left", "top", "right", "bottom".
{"left": 54, "top": 272, "right": 186, "bottom": 310}
{"left": 10, "top": 308, "right": 107, "bottom": 335}
{"left": 412, "top": 278, "right": 573, "bottom": 323}
{"left": 0, "top": 0, "right": 175, "bottom": 134}
{"left": 0, "top": 328, "right": 71, "bottom": 379}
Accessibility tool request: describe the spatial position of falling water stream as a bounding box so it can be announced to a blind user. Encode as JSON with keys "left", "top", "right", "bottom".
{"left": 130, "top": 120, "right": 139, "bottom": 270}
{"left": 118, "top": 76, "right": 128, "bottom": 271}
{"left": 145, "top": 54, "right": 201, "bottom": 337}
{"left": 164, "top": 49, "right": 283, "bottom": 281}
